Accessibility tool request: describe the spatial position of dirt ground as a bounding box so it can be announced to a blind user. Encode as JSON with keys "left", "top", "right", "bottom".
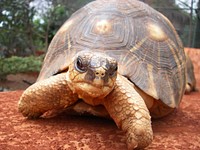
{"left": 0, "top": 48, "right": 200, "bottom": 150}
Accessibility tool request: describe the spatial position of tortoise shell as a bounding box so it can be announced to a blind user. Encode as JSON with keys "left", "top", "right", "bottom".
{"left": 38, "top": 0, "right": 186, "bottom": 108}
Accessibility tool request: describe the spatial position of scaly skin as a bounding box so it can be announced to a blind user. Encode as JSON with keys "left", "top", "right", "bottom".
{"left": 18, "top": 73, "right": 78, "bottom": 118}
{"left": 104, "top": 75, "right": 153, "bottom": 149}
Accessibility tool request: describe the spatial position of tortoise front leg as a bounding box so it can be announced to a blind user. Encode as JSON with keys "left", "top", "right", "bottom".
{"left": 103, "top": 75, "right": 153, "bottom": 149}
{"left": 18, "top": 73, "right": 78, "bottom": 118}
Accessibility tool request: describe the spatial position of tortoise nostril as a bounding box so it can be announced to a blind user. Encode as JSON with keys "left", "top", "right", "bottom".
{"left": 95, "top": 70, "right": 105, "bottom": 77}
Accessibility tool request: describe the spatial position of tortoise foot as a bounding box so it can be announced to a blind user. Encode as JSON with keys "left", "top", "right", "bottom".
{"left": 104, "top": 75, "right": 153, "bottom": 149}
{"left": 18, "top": 73, "right": 78, "bottom": 119}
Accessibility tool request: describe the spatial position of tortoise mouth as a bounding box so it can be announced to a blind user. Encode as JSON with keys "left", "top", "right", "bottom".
{"left": 70, "top": 81, "right": 114, "bottom": 106}
{"left": 73, "top": 81, "right": 113, "bottom": 98}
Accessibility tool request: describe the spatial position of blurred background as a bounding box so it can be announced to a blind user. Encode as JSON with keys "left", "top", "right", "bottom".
{"left": 0, "top": 0, "right": 199, "bottom": 91}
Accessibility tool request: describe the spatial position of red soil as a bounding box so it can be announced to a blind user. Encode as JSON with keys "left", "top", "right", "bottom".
{"left": 0, "top": 48, "right": 200, "bottom": 150}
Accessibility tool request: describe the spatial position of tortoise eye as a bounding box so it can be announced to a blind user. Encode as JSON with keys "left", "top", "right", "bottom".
{"left": 75, "top": 57, "right": 87, "bottom": 73}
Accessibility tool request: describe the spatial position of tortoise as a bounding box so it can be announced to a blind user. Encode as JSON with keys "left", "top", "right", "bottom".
{"left": 18, "top": 0, "right": 187, "bottom": 149}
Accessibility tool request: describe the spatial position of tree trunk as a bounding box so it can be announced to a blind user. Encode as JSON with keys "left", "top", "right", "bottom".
{"left": 188, "top": 0, "right": 194, "bottom": 47}
{"left": 45, "top": 20, "right": 51, "bottom": 52}
{"left": 194, "top": 0, "right": 200, "bottom": 48}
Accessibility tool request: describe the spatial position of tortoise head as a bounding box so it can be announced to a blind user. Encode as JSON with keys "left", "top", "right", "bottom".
{"left": 67, "top": 51, "right": 118, "bottom": 105}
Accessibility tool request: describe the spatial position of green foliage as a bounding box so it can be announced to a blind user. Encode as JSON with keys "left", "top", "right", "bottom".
{"left": 0, "top": 0, "right": 94, "bottom": 57}
{"left": 0, "top": 0, "right": 36, "bottom": 56}
{"left": 0, "top": 56, "right": 43, "bottom": 79}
